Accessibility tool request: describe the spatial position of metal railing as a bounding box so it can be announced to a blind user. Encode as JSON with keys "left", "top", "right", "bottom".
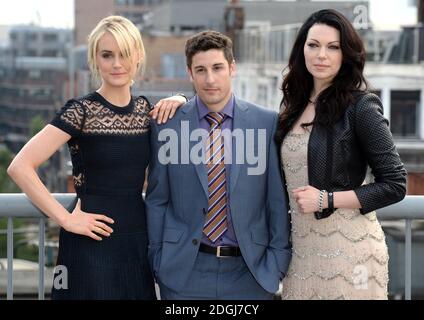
{"left": 235, "top": 24, "right": 302, "bottom": 65}
{"left": 0, "top": 193, "right": 423, "bottom": 300}
{"left": 0, "top": 193, "right": 74, "bottom": 300}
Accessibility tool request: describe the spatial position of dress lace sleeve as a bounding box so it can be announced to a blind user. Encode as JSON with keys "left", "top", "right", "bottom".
{"left": 50, "top": 99, "right": 85, "bottom": 137}
{"left": 136, "top": 95, "right": 153, "bottom": 112}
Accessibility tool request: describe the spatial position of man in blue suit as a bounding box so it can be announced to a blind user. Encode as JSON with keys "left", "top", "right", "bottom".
{"left": 146, "top": 30, "right": 291, "bottom": 300}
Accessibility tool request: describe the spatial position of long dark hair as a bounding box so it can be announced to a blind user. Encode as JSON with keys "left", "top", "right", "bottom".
{"left": 275, "top": 9, "right": 368, "bottom": 144}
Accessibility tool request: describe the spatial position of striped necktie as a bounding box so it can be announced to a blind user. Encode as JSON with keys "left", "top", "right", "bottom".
{"left": 203, "top": 112, "right": 228, "bottom": 243}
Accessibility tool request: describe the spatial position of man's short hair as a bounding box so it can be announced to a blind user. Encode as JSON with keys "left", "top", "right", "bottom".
{"left": 185, "top": 30, "right": 234, "bottom": 68}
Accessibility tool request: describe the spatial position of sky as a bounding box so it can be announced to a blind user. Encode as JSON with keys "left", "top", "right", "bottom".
{"left": 0, "top": 0, "right": 418, "bottom": 30}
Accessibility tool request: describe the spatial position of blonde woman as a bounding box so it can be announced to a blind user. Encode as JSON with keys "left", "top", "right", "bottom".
{"left": 8, "top": 16, "right": 186, "bottom": 299}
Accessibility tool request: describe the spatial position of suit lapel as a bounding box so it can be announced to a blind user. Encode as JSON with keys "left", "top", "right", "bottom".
{"left": 230, "top": 98, "right": 248, "bottom": 194}
{"left": 180, "top": 100, "right": 209, "bottom": 197}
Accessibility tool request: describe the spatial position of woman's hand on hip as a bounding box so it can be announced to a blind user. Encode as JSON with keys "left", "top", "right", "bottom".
{"left": 63, "top": 199, "right": 114, "bottom": 241}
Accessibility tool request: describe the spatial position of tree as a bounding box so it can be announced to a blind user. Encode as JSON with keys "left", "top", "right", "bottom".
{"left": 0, "top": 147, "right": 19, "bottom": 193}
{"left": 29, "top": 115, "right": 45, "bottom": 138}
{"left": 0, "top": 146, "right": 23, "bottom": 258}
{"left": 0, "top": 118, "right": 49, "bottom": 261}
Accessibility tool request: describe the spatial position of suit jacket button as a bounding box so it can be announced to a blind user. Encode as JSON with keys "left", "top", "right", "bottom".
{"left": 192, "top": 239, "right": 198, "bottom": 245}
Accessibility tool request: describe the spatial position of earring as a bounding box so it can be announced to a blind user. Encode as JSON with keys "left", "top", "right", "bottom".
{"left": 130, "top": 79, "right": 135, "bottom": 86}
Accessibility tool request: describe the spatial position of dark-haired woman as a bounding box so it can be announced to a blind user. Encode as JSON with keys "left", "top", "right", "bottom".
{"left": 277, "top": 9, "right": 406, "bottom": 299}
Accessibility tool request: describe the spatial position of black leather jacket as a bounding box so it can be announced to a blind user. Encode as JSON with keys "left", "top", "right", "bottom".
{"left": 305, "top": 92, "right": 407, "bottom": 218}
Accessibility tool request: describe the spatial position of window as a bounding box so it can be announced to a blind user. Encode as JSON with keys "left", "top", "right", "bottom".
{"left": 241, "top": 82, "right": 247, "bottom": 99}
{"left": 257, "top": 84, "right": 268, "bottom": 106}
{"left": 25, "top": 33, "right": 37, "bottom": 41}
{"left": 161, "top": 53, "right": 187, "bottom": 79}
{"left": 42, "top": 50, "right": 58, "bottom": 57}
{"left": 29, "top": 70, "right": 41, "bottom": 79}
{"left": 390, "top": 90, "right": 420, "bottom": 138}
{"left": 43, "top": 33, "right": 58, "bottom": 42}
{"left": 133, "top": 0, "right": 153, "bottom": 4}
{"left": 25, "top": 49, "right": 37, "bottom": 56}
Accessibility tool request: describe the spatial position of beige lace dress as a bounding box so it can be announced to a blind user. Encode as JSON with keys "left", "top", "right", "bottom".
{"left": 280, "top": 129, "right": 389, "bottom": 300}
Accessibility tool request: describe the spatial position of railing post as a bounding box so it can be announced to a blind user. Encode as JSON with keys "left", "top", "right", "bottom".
{"left": 405, "top": 219, "right": 412, "bottom": 300}
{"left": 7, "top": 217, "right": 13, "bottom": 300}
{"left": 38, "top": 218, "right": 46, "bottom": 300}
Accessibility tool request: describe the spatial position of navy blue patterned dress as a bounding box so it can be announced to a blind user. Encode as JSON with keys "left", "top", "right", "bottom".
{"left": 50, "top": 92, "right": 155, "bottom": 300}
